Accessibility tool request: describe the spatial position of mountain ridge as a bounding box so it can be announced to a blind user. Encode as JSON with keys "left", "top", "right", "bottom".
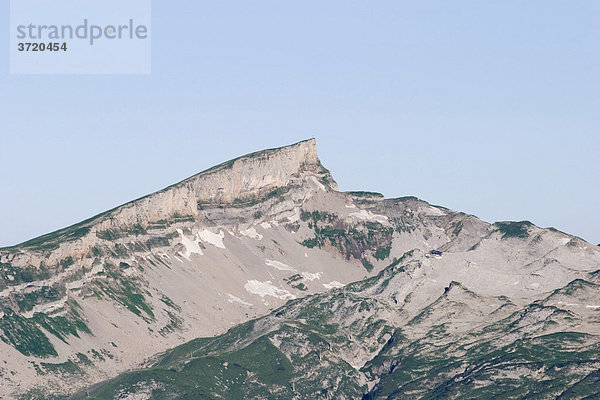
{"left": 1, "top": 138, "right": 325, "bottom": 252}
{"left": 0, "top": 139, "right": 598, "bottom": 399}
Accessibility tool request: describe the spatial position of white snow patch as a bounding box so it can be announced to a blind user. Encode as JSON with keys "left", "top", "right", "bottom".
{"left": 586, "top": 305, "right": 600, "bottom": 309}
{"left": 173, "top": 256, "right": 183, "bottom": 263}
{"left": 420, "top": 206, "right": 446, "bottom": 216}
{"left": 560, "top": 237, "right": 571, "bottom": 245}
{"left": 301, "top": 272, "right": 322, "bottom": 281}
{"left": 244, "top": 280, "right": 296, "bottom": 300}
{"left": 198, "top": 229, "right": 226, "bottom": 249}
{"left": 557, "top": 301, "right": 580, "bottom": 307}
{"left": 349, "top": 209, "right": 390, "bottom": 224}
{"left": 323, "top": 281, "right": 345, "bottom": 289}
{"left": 265, "top": 260, "right": 296, "bottom": 272}
{"left": 177, "top": 229, "right": 204, "bottom": 260}
{"left": 305, "top": 252, "right": 308, "bottom": 258}
{"left": 227, "top": 294, "right": 253, "bottom": 306}
{"left": 260, "top": 222, "right": 272, "bottom": 229}
{"left": 241, "top": 227, "right": 263, "bottom": 240}
{"left": 345, "top": 203, "right": 356, "bottom": 209}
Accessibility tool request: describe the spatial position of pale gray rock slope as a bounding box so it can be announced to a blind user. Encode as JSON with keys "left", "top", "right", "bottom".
{"left": 0, "top": 139, "right": 598, "bottom": 398}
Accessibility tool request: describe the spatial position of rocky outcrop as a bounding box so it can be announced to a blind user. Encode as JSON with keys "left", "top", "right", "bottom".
{"left": 1, "top": 138, "right": 599, "bottom": 399}
{"left": 0, "top": 139, "right": 348, "bottom": 398}
{"left": 98, "top": 138, "right": 327, "bottom": 229}
{"left": 0, "top": 138, "right": 333, "bottom": 272}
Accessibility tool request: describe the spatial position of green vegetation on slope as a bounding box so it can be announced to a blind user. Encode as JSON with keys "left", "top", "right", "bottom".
{"left": 67, "top": 251, "right": 600, "bottom": 400}
{"left": 91, "top": 270, "right": 154, "bottom": 322}
{"left": 0, "top": 300, "right": 91, "bottom": 358}
{"left": 300, "top": 210, "right": 393, "bottom": 268}
{"left": 495, "top": 221, "right": 532, "bottom": 239}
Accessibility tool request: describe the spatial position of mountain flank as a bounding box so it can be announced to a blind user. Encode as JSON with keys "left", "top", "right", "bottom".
{"left": 0, "top": 139, "right": 598, "bottom": 399}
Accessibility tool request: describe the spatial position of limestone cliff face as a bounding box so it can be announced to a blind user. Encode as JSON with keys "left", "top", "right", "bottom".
{"left": 0, "top": 138, "right": 332, "bottom": 267}
{"left": 100, "top": 138, "right": 323, "bottom": 228}
{"left": 0, "top": 138, "right": 350, "bottom": 397}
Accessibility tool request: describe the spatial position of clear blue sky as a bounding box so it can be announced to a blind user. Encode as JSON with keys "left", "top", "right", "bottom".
{"left": 1, "top": 1, "right": 598, "bottom": 247}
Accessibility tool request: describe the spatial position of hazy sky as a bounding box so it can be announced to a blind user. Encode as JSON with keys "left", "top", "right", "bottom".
{"left": 1, "top": 1, "right": 598, "bottom": 247}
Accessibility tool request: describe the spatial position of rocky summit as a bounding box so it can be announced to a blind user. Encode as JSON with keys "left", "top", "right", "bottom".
{"left": 0, "top": 139, "right": 598, "bottom": 399}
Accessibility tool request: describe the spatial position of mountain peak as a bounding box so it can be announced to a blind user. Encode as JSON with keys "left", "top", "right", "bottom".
{"left": 186, "top": 137, "right": 321, "bottom": 203}
{"left": 2, "top": 138, "right": 332, "bottom": 253}
{"left": 107, "top": 138, "right": 331, "bottom": 227}
{"left": 2, "top": 139, "right": 599, "bottom": 399}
